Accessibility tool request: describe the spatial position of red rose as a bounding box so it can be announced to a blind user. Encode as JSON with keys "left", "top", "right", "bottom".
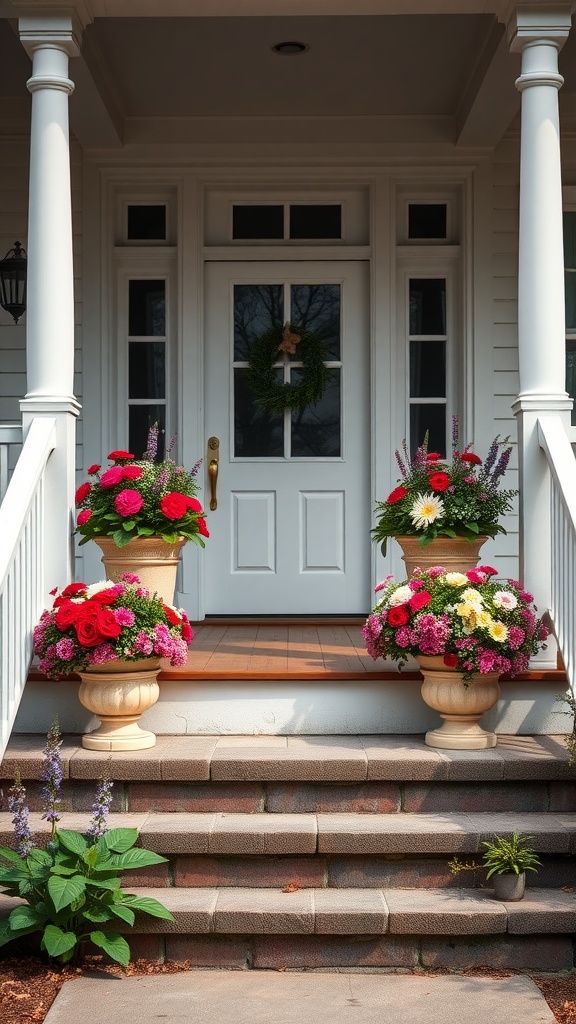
{"left": 426, "top": 453, "right": 441, "bottom": 461}
{"left": 61, "top": 583, "right": 88, "bottom": 598}
{"left": 87, "top": 464, "right": 101, "bottom": 474}
{"left": 122, "top": 465, "right": 143, "bottom": 481}
{"left": 461, "top": 452, "right": 482, "bottom": 466}
{"left": 386, "top": 486, "right": 408, "bottom": 504}
{"left": 387, "top": 606, "right": 410, "bottom": 627}
{"left": 108, "top": 450, "right": 134, "bottom": 461}
{"left": 90, "top": 588, "right": 119, "bottom": 604}
{"left": 443, "top": 653, "right": 459, "bottom": 669}
{"left": 114, "top": 489, "right": 144, "bottom": 517}
{"left": 75, "top": 614, "right": 104, "bottom": 647}
{"left": 428, "top": 472, "right": 450, "bottom": 492}
{"left": 163, "top": 604, "right": 181, "bottom": 626}
{"left": 75, "top": 482, "right": 91, "bottom": 504}
{"left": 160, "top": 492, "right": 189, "bottom": 520}
{"left": 186, "top": 496, "right": 203, "bottom": 513}
{"left": 54, "top": 600, "right": 82, "bottom": 629}
{"left": 182, "top": 622, "right": 194, "bottom": 643}
{"left": 77, "top": 510, "right": 92, "bottom": 526}
{"left": 197, "top": 517, "right": 210, "bottom": 538}
{"left": 409, "top": 591, "right": 431, "bottom": 612}
{"left": 95, "top": 607, "right": 122, "bottom": 639}
{"left": 100, "top": 466, "right": 125, "bottom": 489}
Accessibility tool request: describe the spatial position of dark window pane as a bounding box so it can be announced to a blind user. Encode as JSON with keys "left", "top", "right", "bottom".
{"left": 129, "top": 342, "right": 165, "bottom": 399}
{"left": 289, "top": 205, "right": 341, "bottom": 239}
{"left": 408, "top": 204, "right": 447, "bottom": 239}
{"left": 129, "top": 280, "right": 165, "bottom": 336}
{"left": 410, "top": 341, "right": 446, "bottom": 398}
{"left": 291, "top": 368, "right": 341, "bottom": 457}
{"left": 563, "top": 211, "right": 576, "bottom": 268}
{"left": 291, "top": 284, "right": 340, "bottom": 360}
{"left": 565, "top": 272, "right": 576, "bottom": 332}
{"left": 234, "top": 368, "right": 284, "bottom": 457}
{"left": 567, "top": 341, "right": 576, "bottom": 426}
{"left": 129, "top": 405, "right": 166, "bottom": 460}
{"left": 234, "top": 285, "right": 283, "bottom": 360}
{"left": 127, "top": 205, "right": 166, "bottom": 240}
{"left": 410, "top": 405, "right": 446, "bottom": 457}
{"left": 409, "top": 279, "right": 446, "bottom": 335}
{"left": 233, "top": 205, "right": 284, "bottom": 240}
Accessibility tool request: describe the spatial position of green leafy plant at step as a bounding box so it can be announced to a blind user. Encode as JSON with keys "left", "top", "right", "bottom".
{"left": 555, "top": 691, "right": 576, "bottom": 768}
{"left": 449, "top": 832, "right": 541, "bottom": 880}
{"left": 0, "top": 722, "right": 173, "bottom": 966}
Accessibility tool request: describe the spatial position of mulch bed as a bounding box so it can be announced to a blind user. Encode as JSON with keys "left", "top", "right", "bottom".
{"left": 0, "top": 956, "right": 574, "bottom": 1024}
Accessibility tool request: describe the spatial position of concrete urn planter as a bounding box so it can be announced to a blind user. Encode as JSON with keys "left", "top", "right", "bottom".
{"left": 417, "top": 655, "right": 500, "bottom": 750}
{"left": 394, "top": 535, "right": 488, "bottom": 577}
{"left": 94, "top": 536, "right": 186, "bottom": 604}
{"left": 78, "top": 659, "right": 161, "bottom": 751}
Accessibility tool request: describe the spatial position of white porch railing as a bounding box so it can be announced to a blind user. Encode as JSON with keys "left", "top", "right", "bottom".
{"left": 538, "top": 415, "right": 576, "bottom": 692}
{"left": 0, "top": 423, "right": 23, "bottom": 502}
{"left": 0, "top": 417, "right": 56, "bottom": 759}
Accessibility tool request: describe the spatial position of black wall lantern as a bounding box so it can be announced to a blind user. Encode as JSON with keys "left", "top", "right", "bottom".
{"left": 0, "top": 241, "right": 27, "bottom": 324}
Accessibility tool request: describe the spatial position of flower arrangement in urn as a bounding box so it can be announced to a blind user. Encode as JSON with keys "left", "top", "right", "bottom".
{"left": 75, "top": 424, "right": 209, "bottom": 548}
{"left": 372, "top": 418, "right": 518, "bottom": 555}
{"left": 33, "top": 575, "right": 194, "bottom": 678}
{"left": 363, "top": 566, "right": 549, "bottom": 683}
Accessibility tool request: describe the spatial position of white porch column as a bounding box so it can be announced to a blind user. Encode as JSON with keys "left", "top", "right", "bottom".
{"left": 18, "top": 15, "right": 82, "bottom": 592}
{"left": 508, "top": 5, "right": 573, "bottom": 663}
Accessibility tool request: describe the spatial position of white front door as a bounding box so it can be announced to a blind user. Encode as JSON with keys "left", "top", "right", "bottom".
{"left": 204, "top": 261, "right": 370, "bottom": 614}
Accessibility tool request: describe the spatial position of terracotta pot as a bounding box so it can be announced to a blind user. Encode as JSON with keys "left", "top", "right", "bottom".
{"left": 417, "top": 655, "right": 500, "bottom": 750}
{"left": 491, "top": 872, "right": 526, "bottom": 901}
{"left": 78, "top": 659, "right": 161, "bottom": 751}
{"left": 394, "top": 535, "right": 488, "bottom": 577}
{"left": 94, "top": 536, "right": 186, "bottom": 604}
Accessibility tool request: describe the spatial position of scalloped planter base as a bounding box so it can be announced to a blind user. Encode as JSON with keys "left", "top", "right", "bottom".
{"left": 418, "top": 655, "right": 500, "bottom": 750}
{"left": 78, "top": 660, "right": 160, "bottom": 751}
{"left": 425, "top": 720, "right": 497, "bottom": 750}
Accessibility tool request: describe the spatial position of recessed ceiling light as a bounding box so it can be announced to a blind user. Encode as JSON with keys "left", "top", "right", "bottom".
{"left": 272, "top": 41, "right": 309, "bottom": 56}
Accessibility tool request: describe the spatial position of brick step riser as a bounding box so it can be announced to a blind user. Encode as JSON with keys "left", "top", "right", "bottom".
{"left": 119, "top": 854, "right": 576, "bottom": 892}
{"left": 9, "top": 779, "right": 576, "bottom": 815}
{"left": 123, "top": 932, "right": 576, "bottom": 973}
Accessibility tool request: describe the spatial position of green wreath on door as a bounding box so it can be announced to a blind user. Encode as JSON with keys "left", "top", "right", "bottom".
{"left": 246, "top": 322, "right": 330, "bottom": 415}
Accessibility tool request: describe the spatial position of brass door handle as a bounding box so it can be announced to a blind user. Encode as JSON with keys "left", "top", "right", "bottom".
{"left": 208, "top": 436, "right": 219, "bottom": 510}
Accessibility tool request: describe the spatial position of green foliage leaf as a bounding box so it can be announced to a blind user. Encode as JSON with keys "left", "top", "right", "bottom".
{"left": 9, "top": 905, "right": 47, "bottom": 931}
{"left": 82, "top": 905, "right": 114, "bottom": 924}
{"left": 121, "top": 520, "right": 137, "bottom": 531}
{"left": 89, "top": 930, "right": 131, "bottom": 966}
{"left": 57, "top": 830, "right": 88, "bottom": 856}
{"left": 85, "top": 878, "right": 121, "bottom": 891}
{"left": 102, "top": 829, "right": 138, "bottom": 853}
{"left": 28, "top": 849, "right": 52, "bottom": 867}
{"left": 112, "top": 529, "right": 132, "bottom": 547}
{"left": 464, "top": 521, "right": 480, "bottom": 534}
{"left": 108, "top": 904, "right": 135, "bottom": 926}
{"left": 47, "top": 874, "right": 86, "bottom": 913}
{"left": 136, "top": 526, "right": 156, "bottom": 537}
{"left": 108, "top": 849, "right": 168, "bottom": 871}
{"left": 120, "top": 895, "right": 174, "bottom": 920}
{"left": 0, "top": 920, "right": 15, "bottom": 947}
{"left": 0, "top": 846, "right": 25, "bottom": 866}
{"left": 42, "top": 924, "right": 78, "bottom": 958}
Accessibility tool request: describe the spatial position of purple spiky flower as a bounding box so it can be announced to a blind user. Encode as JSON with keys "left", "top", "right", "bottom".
{"left": 143, "top": 422, "right": 159, "bottom": 462}
{"left": 86, "top": 771, "right": 114, "bottom": 840}
{"left": 40, "top": 719, "right": 63, "bottom": 840}
{"left": 8, "top": 769, "right": 35, "bottom": 856}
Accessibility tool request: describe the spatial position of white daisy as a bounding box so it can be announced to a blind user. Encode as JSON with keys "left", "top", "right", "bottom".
{"left": 409, "top": 492, "right": 445, "bottom": 530}
{"left": 389, "top": 585, "right": 413, "bottom": 607}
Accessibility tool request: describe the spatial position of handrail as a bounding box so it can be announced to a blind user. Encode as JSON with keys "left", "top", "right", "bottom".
{"left": 0, "top": 417, "right": 56, "bottom": 759}
{"left": 538, "top": 414, "right": 576, "bottom": 692}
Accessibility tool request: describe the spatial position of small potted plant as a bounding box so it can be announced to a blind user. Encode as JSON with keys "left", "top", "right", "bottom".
{"left": 449, "top": 832, "right": 541, "bottom": 901}
{"left": 372, "top": 417, "right": 518, "bottom": 574}
{"left": 33, "top": 576, "right": 194, "bottom": 750}
{"left": 363, "top": 566, "right": 549, "bottom": 749}
{"left": 75, "top": 424, "right": 208, "bottom": 602}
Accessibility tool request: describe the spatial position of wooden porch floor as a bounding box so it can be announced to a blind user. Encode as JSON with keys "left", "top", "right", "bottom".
{"left": 159, "top": 621, "right": 568, "bottom": 683}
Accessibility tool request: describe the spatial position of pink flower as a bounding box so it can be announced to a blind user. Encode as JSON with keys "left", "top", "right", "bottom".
{"left": 55, "top": 638, "right": 76, "bottom": 660}
{"left": 87, "top": 643, "right": 116, "bottom": 665}
{"left": 134, "top": 632, "right": 154, "bottom": 656}
{"left": 114, "top": 607, "right": 135, "bottom": 626}
{"left": 77, "top": 510, "right": 92, "bottom": 526}
{"left": 374, "top": 576, "right": 394, "bottom": 593}
{"left": 507, "top": 626, "right": 525, "bottom": 649}
{"left": 409, "top": 591, "right": 431, "bottom": 612}
{"left": 121, "top": 573, "right": 141, "bottom": 584}
{"left": 122, "top": 465, "right": 143, "bottom": 481}
{"left": 463, "top": 475, "right": 475, "bottom": 484}
{"left": 171, "top": 639, "right": 189, "bottom": 666}
{"left": 478, "top": 649, "right": 496, "bottom": 673}
{"left": 465, "top": 569, "right": 487, "bottom": 584}
{"left": 100, "top": 466, "right": 125, "bottom": 488}
{"left": 414, "top": 613, "right": 450, "bottom": 655}
{"left": 408, "top": 580, "right": 424, "bottom": 591}
{"left": 114, "top": 489, "right": 144, "bottom": 517}
{"left": 427, "top": 566, "right": 447, "bottom": 578}
{"left": 395, "top": 626, "right": 415, "bottom": 648}
{"left": 477, "top": 566, "right": 498, "bottom": 577}
{"left": 520, "top": 590, "right": 534, "bottom": 604}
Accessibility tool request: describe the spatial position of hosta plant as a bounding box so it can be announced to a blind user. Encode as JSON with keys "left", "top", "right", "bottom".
{"left": 0, "top": 723, "right": 173, "bottom": 965}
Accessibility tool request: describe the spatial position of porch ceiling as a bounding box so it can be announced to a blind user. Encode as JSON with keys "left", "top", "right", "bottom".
{"left": 1, "top": 10, "right": 576, "bottom": 148}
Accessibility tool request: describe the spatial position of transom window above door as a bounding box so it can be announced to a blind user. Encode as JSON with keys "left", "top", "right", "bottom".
{"left": 233, "top": 282, "right": 342, "bottom": 459}
{"left": 232, "top": 204, "right": 342, "bottom": 241}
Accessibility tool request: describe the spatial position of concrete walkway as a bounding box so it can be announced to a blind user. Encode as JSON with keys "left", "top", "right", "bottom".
{"left": 44, "top": 971, "right": 556, "bottom": 1024}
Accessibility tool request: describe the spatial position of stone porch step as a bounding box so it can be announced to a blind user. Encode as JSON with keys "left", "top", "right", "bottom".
{"left": 1, "top": 810, "right": 575, "bottom": 856}
{"left": 1, "top": 733, "right": 572, "bottom": 782}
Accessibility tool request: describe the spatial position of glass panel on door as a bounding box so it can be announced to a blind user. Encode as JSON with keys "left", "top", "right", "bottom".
{"left": 232, "top": 281, "right": 342, "bottom": 460}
